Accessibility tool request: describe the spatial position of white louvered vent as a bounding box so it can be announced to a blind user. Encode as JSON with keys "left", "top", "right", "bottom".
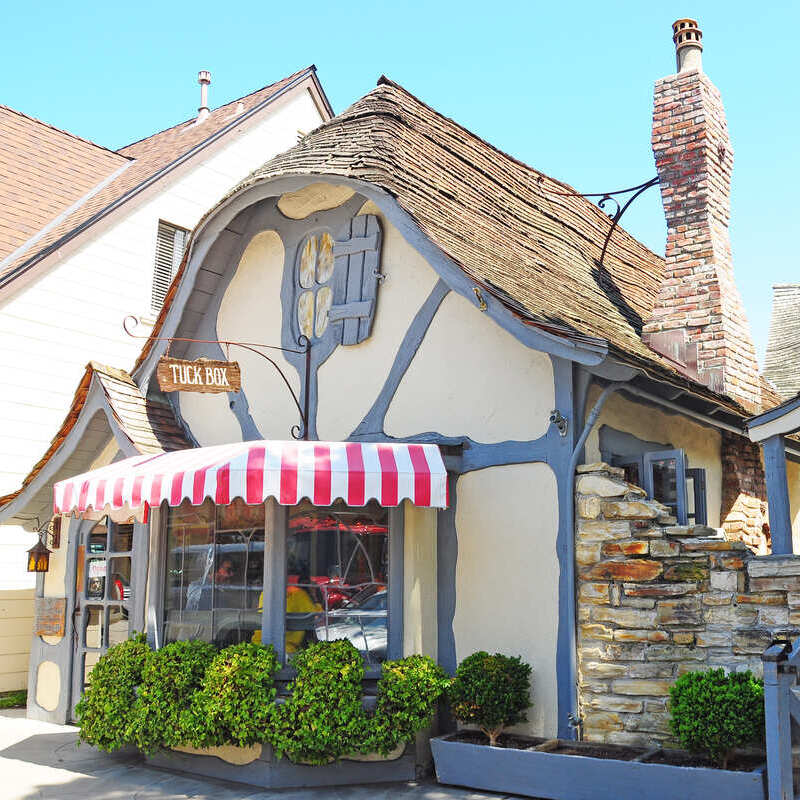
{"left": 151, "top": 221, "right": 189, "bottom": 313}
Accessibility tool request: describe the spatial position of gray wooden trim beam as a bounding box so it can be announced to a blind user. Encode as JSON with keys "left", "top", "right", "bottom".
{"left": 762, "top": 434, "right": 793, "bottom": 555}
{"left": 387, "top": 505, "right": 404, "bottom": 659}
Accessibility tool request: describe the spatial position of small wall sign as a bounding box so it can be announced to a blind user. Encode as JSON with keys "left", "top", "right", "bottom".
{"left": 157, "top": 357, "right": 241, "bottom": 394}
{"left": 34, "top": 597, "right": 67, "bottom": 637}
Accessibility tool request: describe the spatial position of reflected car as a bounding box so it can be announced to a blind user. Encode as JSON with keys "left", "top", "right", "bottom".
{"left": 314, "top": 590, "right": 387, "bottom": 663}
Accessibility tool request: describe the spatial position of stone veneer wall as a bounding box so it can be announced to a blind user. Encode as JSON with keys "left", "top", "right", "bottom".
{"left": 576, "top": 462, "right": 800, "bottom": 746}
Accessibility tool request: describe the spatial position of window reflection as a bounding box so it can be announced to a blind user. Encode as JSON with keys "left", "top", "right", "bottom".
{"left": 650, "top": 457, "right": 678, "bottom": 517}
{"left": 164, "top": 499, "right": 265, "bottom": 647}
{"left": 285, "top": 500, "right": 388, "bottom": 665}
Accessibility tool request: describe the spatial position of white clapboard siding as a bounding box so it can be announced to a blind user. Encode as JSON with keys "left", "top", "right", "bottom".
{"left": 0, "top": 89, "right": 325, "bottom": 585}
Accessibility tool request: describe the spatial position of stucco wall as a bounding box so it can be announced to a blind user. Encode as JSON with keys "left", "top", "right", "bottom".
{"left": 402, "top": 503, "right": 437, "bottom": 659}
{"left": 385, "top": 292, "right": 554, "bottom": 443}
{"left": 584, "top": 387, "right": 722, "bottom": 527}
{"left": 453, "top": 463, "right": 559, "bottom": 737}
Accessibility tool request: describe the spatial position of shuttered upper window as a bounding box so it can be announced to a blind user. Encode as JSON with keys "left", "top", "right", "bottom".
{"left": 151, "top": 221, "right": 189, "bottom": 314}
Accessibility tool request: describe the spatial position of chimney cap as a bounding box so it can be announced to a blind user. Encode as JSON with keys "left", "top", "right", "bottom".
{"left": 672, "top": 18, "right": 703, "bottom": 72}
{"left": 672, "top": 18, "right": 703, "bottom": 52}
{"left": 198, "top": 70, "right": 211, "bottom": 85}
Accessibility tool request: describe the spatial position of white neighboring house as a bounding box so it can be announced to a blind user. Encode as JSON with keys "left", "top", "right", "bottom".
{"left": 0, "top": 67, "right": 333, "bottom": 690}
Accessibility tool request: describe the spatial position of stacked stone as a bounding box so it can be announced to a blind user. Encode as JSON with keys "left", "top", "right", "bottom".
{"left": 575, "top": 463, "right": 800, "bottom": 747}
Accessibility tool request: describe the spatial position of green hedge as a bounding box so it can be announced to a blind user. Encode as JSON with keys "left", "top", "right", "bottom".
{"left": 669, "top": 668, "right": 765, "bottom": 768}
{"left": 76, "top": 636, "right": 448, "bottom": 763}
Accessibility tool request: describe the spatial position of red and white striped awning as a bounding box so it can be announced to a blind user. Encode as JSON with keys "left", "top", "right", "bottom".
{"left": 53, "top": 440, "right": 448, "bottom": 522}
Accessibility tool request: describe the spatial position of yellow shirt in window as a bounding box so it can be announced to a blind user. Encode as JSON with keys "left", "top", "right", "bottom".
{"left": 251, "top": 587, "right": 321, "bottom": 653}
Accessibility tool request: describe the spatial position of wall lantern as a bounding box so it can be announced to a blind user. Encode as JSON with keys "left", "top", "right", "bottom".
{"left": 26, "top": 517, "right": 59, "bottom": 573}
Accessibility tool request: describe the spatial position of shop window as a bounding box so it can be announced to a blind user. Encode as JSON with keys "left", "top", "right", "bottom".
{"left": 163, "top": 498, "right": 265, "bottom": 648}
{"left": 161, "top": 497, "right": 399, "bottom": 667}
{"left": 285, "top": 500, "right": 389, "bottom": 666}
{"left": 151, "top": 220, "right": 189, "bottom": 313}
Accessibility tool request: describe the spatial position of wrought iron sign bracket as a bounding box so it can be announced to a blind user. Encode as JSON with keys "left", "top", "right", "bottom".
{"left": 546, "top": 176, "right": 660, "bottom": 268}
{"left": 124, "top": 316, "right": 312, "bottom": 440}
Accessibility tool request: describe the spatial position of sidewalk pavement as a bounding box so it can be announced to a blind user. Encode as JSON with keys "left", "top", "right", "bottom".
{"left": 0, "top": 709, "right": 510, "bottom": 800}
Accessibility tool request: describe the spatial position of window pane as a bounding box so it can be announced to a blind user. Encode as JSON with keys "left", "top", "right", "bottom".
{"left": 84, "top": 606, "right": 103, "bottom": 649}
{"left": 299, "top": 236, "right": 316, "bottom": 288}
{"left": 163, "top": 499, "right": 264, "bottom": 647}
{"left": 316, "top": 233, "right": 334, "bottom": 283}
{"left": 107, "top": 557, "right": 132, "bottom": 604}
{"left": 86, "top": 557, "right": 106, "bottom": 599}
{"left": 84, "top": 652, "right": 100, "bottom": 687}
{"left": 287, "top": 500, "right": 388, "bottom": 665}
{"left": 111, "top": 523, "right": 133, "bottom": 553}
{"left": 164, "top": 500, "right": 215, "bottom": 642}
{"left": 651, "top": 457, "right": 678, "bottom": 517}
{"left": 107, "top": 605, "right": 128, "bottom": 648}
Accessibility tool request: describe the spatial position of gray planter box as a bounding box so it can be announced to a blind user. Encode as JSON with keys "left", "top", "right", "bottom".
{"left": 430, "top": 734, "right": 766, "bottom": 800}
{"left": 146, "top": 741, "right": 416, "bottom": 789}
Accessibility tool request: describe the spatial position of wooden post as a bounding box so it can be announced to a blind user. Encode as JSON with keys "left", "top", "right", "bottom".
{"left": 763, "top": 435, "right": 793, "bottom": 554}
{"left": 763, "top": 644, "right": 794, "bottom": 800}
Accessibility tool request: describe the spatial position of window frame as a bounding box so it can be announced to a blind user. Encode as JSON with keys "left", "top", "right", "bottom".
{"left": 686, "top": 467, "right": 708, "bottom": 526}
{"left": 642, "top": 448, "right": 689, "bottom": 524}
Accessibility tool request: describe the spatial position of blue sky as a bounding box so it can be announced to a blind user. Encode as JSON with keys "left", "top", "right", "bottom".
{"left": 4, "top": 1, "right": 798, "bottom": 362}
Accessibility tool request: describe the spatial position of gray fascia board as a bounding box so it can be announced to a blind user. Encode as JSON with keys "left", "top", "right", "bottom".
{"left": 0, "top": 375, "right": 142, "bottom": 527}
{"left": 0, "top": 69, "right": 319, "bottom": 293}
{"left": 134, "top": 174, "right": 608, "bottom": 391}
{"left": 747, "top": 393, "right": 800, "bottom": 434}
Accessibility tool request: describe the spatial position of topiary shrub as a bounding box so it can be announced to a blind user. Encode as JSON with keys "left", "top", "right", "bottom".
{"left": 268, "top": 639, "right": 367, "bottom": 764}
{"left": 183, "top": 642, "right": 280, "bottom": 748}
{"left": 75, "top": 633, "right": 150, "bottom": 752}
{"left": 365, "top": 654, "right": 450, "bottom": 755}
{"left": 448, "top": 651, "right": 531, "bottom": 746}
{"left": 127, "top": 639, "right": 217, "bottom": 753}
{"left": 669, "top": 668, "right": 765, "bottom": 768}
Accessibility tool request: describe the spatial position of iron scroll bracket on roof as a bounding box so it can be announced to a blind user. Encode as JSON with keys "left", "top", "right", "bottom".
{"left": 547, "top": 176, "right": 660, "bottom": 269}
{"left": 123, "top": 316, "right": 312, "bottom": 440}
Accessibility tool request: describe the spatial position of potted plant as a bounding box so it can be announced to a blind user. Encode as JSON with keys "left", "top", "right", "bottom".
{"left": 431, "top": 656, "right": 767, "bottom": 800}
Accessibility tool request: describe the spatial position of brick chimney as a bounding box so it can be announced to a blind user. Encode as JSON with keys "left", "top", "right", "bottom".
{"left": 642, "top": 19, "right": 761, "bottom": 411}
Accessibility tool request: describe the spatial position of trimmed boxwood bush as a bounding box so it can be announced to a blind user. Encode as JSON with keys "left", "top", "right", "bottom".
{"left": 127, "top": 639, "right": 217, "bottom": 753}
{"left": 75, "top": 633, "right": 149, "bottom": 752}
{"left": 269, "top": 639, "right": 367, "bottom": 764}
{"left": 77, "top": 636, "right": 448, "bottom": 763}
{"left": 448, "top": 651, "right": 532, "bottom": 746}
{"left": 669, "top": 668, "right": 765, "bottom": 768}
{"left": 183, "top": 642, "right": 280, "bottom": 748}
{"left": 366, "top": 654, "right": 450, "bottom": 755}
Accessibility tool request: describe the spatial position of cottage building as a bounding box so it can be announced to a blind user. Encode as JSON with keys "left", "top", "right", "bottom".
{"left": 1, "top": 18, "right": 798, "bottom": 779}
{"left": 0, "top": 68, "right": 333, "bottom": 691}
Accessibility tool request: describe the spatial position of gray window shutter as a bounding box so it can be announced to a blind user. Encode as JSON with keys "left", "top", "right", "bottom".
{"left": 330, "top": 214, "right": 383, "bottom": 345}
{"left": 151, "top": 221, "right": 189, "bottom": 313}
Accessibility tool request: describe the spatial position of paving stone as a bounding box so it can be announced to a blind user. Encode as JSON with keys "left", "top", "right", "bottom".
{"left": 602, "top": 540, "right": 650, "bottom": 557}
{"left": 586, "top": 560, "right": 663, "bottom": 582}
{"left": 586, "top": 694, "right": 644, "bottom": 713}
{"left": 747, "top": 557, "right": 800, "bottom": 578}
{"left": 662, "top": 562, "right": 709, "bottom": 582}
{"left": 576, "top": 474, "right": 629, "bottom": 497}
{"left": 578, "top": 520, "right": 633, "bottom": 541}
{"left": 592, "top": 606, "right": 658, "bottom": 628}
{"left": 657, "top": 597, "right": 702, "bottom": 626}
{"left": 623, "top": 582, "right": 696, "bottom": 598}
{"left": 611, "top": 679, "right": 673, "bottom": 696}
{"left": 710, "top": 570, "right": 738, "bottom": 591}
{"left": 602, "top": 501, "right": 659, "bottom": 520}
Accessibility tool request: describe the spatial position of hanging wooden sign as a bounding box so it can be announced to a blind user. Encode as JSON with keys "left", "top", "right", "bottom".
{"left": 157, "top": 357, "right": 241, "bottom": 394}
